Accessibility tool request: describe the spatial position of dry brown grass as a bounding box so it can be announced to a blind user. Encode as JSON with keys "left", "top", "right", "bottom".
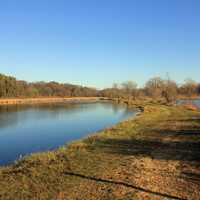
{"left": 0, "top": 97, "right": 104, "bottom": 105}
{"left": 0, "top": 104, "right": 200, "bottom": 199}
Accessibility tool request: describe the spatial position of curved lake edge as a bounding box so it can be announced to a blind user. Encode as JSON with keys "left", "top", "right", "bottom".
{"left": 0, "top": 102, "right": 140, "bottom": 167}
{"left": 4, "top": 96, "right": 199, "bottom": 168}
{"left": 1, "top": 103, "right": 200, "bottom": 199}
{"left": 67, "top": 108, "right": 141, "bottom": 145}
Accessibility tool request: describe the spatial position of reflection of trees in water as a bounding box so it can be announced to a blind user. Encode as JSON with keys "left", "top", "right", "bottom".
{"left": 0, "top": 102, "right": 136, "bottom": 130}
{"left": 110, "top": 103, "right": 121, "bottom": 114}
{"left": 100, "top": 102, "right": 123, "bottom": 114}
{"left": 0, "top": 103, "right": 83, "bottom": 130}
{"left": 194, "top": 100, "right": 200, "bottom": 107}
{"left": 177, "top": 99, "right": 200, "bottom": 108}
{"left": 120, "top": 107, "right": 137, "bottom": 118}
{"left": 102, "top": 102, "right": 137, "bottom": 118}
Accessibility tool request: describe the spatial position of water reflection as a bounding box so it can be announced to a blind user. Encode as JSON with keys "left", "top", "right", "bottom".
{"left": 0, "top": 103, "right": 82, "bottom": 130}
{"left": 177, "top": 99, "right": 200, "bottom": 108}
{"left": 0, "top": 102, "right": 137, "bottom": 165}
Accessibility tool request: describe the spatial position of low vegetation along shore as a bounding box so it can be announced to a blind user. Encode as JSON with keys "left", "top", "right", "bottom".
{"left": 0, "top": 102, "right": 199, "bottom": 200}
{"left": 0, "top": 97, "right": 107, "bottom": 105}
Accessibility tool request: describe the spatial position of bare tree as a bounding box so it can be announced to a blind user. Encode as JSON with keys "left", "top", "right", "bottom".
{"left": 162, "top": 79, "right": 178, "bottom": 103}
{"left": 145, "top": 77, "right": 165, "bottom": 98}
{"left": 121, "top": 81, "right": 137, "bottom": 99}
{"left": 180, "top": 79, "right": 198, "bottom": 97}
{"left": 112, "top": 83, "right": 119, "bottom": 89}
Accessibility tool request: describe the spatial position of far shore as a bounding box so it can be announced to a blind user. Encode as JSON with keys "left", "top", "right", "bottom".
{"left": 0, "top": 97, "right": 109, "bottom": 105}
{"left": 1, "top": 95, "right": 200, "bottom": 106}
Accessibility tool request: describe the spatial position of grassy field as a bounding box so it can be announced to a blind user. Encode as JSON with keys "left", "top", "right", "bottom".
{"left": 0, "top": 103, "right": 200, "bottom": 200}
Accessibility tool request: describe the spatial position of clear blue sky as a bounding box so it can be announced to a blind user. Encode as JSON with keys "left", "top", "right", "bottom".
{"left": 0, "top": 0, "right": 200, "bottom": 88}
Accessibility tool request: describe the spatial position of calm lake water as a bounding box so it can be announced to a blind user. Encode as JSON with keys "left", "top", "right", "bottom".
{"left": 177, "top": 99, "right": 200, "bottom": 107}
{"left": 0, "top": 102, "right": 137, "bottom": 166}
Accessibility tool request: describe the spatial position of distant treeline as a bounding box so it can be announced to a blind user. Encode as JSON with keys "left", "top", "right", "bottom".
{"left": 0, "top": 73, "right": 200, "bottom": 103}
{"left": 100, "top": 78, "right": 200, "bottom": 103}
{"left": 0, "top": 74, "right": 98, "bottom": 98}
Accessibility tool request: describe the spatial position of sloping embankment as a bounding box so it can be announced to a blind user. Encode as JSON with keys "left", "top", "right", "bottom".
{"left": 0, "top": 104, "right": 200, "bottom": 200}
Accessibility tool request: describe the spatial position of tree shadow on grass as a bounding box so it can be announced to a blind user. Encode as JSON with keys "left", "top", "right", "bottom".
{"left": 152, "top": 127, "right": 200, "bottom": 137}
{"left": 87, "top": 133, "right": 200, "bottom": 162}
{"left": 64, "top": 171, "right": 185, "bottom": 200}
{"left": 180, "top": 172, "right": 200, "bottom": 185}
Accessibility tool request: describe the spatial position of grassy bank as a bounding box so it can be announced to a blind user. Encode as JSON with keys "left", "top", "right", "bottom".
{"left": 0, "top": 103, "right": 200, "bottom": 200}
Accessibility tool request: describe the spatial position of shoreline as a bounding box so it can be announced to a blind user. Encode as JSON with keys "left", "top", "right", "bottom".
{"left": 0, "top": 102, "right": 138, "bottom": 167}
{"left": 0, "top": 97, "right": 109, "bottom": 105}
{"left": 1, "top": 96, "right": 200, "bottom": 106}
{"left": 0, "top": 103, "right": 200, "bottom": 199}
